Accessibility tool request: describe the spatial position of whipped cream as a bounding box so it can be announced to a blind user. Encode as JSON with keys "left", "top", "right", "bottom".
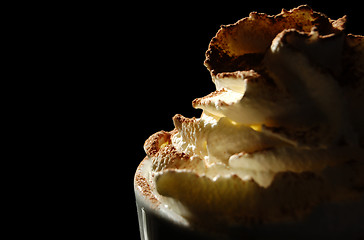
{"left": 143, "top": 5, "right": 364, "bottom": 224}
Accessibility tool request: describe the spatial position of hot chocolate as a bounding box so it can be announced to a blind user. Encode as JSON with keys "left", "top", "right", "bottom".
{"left": 135, "top": 5, "right": 364, "bottom": 239}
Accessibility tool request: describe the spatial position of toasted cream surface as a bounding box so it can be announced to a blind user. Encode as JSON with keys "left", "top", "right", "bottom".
{"left": 143, "top": 5, "right": 364, "bottom": 225}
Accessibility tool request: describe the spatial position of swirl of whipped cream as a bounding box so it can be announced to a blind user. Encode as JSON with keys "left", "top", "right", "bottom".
{"left": 144, "top": 5, "right": 364, "bottom": 224}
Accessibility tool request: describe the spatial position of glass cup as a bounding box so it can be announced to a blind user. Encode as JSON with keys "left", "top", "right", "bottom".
{"left": 134, "top": 157, "right": 364, "bottom": 239}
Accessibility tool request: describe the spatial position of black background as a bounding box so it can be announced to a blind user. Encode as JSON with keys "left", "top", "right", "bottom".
{"left": 124, "top": 1, "right": 362, "bottom": 238}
